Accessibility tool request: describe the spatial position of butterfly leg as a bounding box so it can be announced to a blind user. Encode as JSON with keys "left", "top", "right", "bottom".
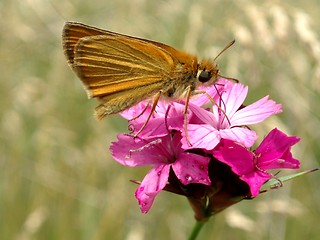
{"left": 133, "top": 91, "right": 162, "bottom": 137}
{"left": 129, "top": 101, "right": 151, "bottom": 121}
{"left": 184, "top": 86, "right": 193, "bottom": 146}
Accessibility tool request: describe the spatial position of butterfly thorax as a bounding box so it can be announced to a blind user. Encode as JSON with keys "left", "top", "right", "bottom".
{"left": 163, "top": 57, "right": 219, "bottom": 99}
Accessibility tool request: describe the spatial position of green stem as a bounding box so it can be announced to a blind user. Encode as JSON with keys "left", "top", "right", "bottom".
{"left": 188, "top": 221, "right": 206, "bottom": 240}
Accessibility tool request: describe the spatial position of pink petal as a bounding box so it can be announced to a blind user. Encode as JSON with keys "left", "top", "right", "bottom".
{"left": 135, "top": 164, "right": 170, "bottom": 213}
{"left": 219, "top": 127, "right": 258, "bottom": 148}
{"left": 241, "top": 171, "right": 272, "bottom": 197}
{"left": 120, "top": 100, "right": 171, "bottom": 128}
{"left": 264, "top": 149, "right": 300, "bottom": 169}
{"left": 110, "top": 134, "right": 169, "bottom": 166}
{"left": 125, "top": 101, "right": 186, "bottom": 138}
{"left": 181, "top": 124, "right": 220, "bottom": 150}
{"left": 231, "top": 96, "right": 282, "bottom": 126}
{"left": 256, "top": 128, "right": 300, "bottom": 170}
{"left": 218, "top": 83, "right": 248, "bottom": 118}
{"left": 213, "top": 140, "right": 255, "bottom": 177}
{"left": 215, "top": 78, "right": 230, "bottom": 86}
{"left": 130, "top": 117, "right": 171, "bottom": 139}
{"left": 172, "top": 152, "right": 211, "bottom": 185}
{"left": 162, "top": 102, "right": 186, "bottom": 131}
{"left": 213, "top": 139, "right": 272, "bottom": 197}
{"left": 189, "top": 103, "right": 218, "bottom": 126}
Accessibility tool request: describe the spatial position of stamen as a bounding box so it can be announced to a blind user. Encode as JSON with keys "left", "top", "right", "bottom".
{"left": 193, "top": 89, "right": 232, "bottom": 126}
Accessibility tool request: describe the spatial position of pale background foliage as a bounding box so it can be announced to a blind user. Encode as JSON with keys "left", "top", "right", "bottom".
{"left": 0, "top": 0, "right": 319, "bottom": 239}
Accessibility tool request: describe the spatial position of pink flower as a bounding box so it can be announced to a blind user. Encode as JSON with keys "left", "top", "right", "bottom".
{"left": 212, "top": 128, "right": 300, "bottom": 196}
{"left": 120, "top": 100, "right": 187, "bottom": 138}
{"left": 181, "top": 82, "right": 282, "bottom": 150}
{"left": 118, "top": 78, "right": 229, "bottom": 139}
{"left": 109, "top": 79, "right": 303, "bottom": 215}
{"left": 110, "top": 132, "right": 211, "bottom": 213}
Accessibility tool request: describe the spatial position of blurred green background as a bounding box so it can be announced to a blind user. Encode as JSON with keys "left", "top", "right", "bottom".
{"left": 1, "top": 0, "right": 319, "bottom": 239}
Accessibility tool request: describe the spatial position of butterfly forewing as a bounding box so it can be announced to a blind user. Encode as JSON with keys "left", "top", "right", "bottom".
{"left": 62, "top": 22, "right": 110, "bottom": 65}
{"left": 63, "top": 24, "right": 188, "bottom": 118}
{"left": 73, "top": 34, "right": 178, "bottom": 98}
{"left": 62, "top": 22, "right": 208, "bottom": 119}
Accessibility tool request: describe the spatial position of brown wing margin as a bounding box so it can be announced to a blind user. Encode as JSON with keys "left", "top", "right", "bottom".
{"left": 62, "top": 22, "right": 114, "bottom": 65}
{"left": 62, "top": 22, "right": 195, "bottom": 66}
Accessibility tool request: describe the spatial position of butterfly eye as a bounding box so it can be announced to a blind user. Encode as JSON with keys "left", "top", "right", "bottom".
{"left": 198, "top": 70, "right": 211, "bottom": 83}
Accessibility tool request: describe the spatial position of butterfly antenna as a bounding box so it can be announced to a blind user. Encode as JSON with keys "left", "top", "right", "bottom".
{"left": 218, "top": 74, "right": 239, "bottom": 83}
{"left": 214, "top": 40, "right": 235, "bottom": 62}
